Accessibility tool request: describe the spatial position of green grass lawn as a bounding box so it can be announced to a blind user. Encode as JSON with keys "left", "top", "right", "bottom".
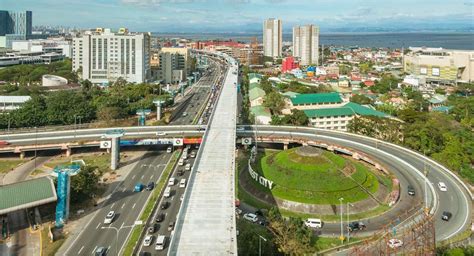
{"left": 0, "top": 159, "right": 28, "bottom": 174}
{"left": 44, "top": 154, "right": 110, "bottom": 173}
{"left": 253, "top": 148, "right": 379, "bottom": 204}
{"left": 41, "top": 226, "right": 66, "bottom": 256}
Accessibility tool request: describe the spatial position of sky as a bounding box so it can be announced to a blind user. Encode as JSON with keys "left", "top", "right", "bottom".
{"left": 1, "top": 0, "right": 473, "bottom": 33}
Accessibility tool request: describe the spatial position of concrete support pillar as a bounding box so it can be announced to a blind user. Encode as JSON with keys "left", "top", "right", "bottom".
{"left": 157, "top": 104, "right": 162, "bottom": 121}
{"left": 66, "top": 148, "right": 72, "bottom": 157}
{"left": 110, "top": 137, "right": 120, "bottom": 170}
{"left": 283, "top": 143, "right": 289, "bottom": 150}
{"left": 19, "top": 151, "right": 25, "bottom": 159}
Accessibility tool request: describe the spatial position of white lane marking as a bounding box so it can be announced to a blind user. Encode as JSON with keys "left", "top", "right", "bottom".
{"left": 96, "top": 223, "right": 100, "bottom": 229}
{"left": 111, "top": 203, "right": 115, "bottom": 209}
{"left": 150, "top": 174, "right": 154, "bottom": 180}
{"left": 132, "top": 174, "right": 136, "bottom": 179}
{"left": 141, "top": 175, "right": 145, "bottom": 180}
{"left": 91, "top": 246, "right": 97, "bottom": 254}
{"left": 122, "top": 187, "right": 127, "bottom": 192}
{"left": 132, "top": 203, "right": 136, "bottom": 209}
{"left": 78, "top": 246, "right": 84, "bottom": 254}
{"left": 121, "top": 203, "right": 126, "bottom": 209}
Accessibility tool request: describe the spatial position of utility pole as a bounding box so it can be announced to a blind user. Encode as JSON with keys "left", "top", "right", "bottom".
{"left": 339, "top": 197, "right": 344, "bottom": 244}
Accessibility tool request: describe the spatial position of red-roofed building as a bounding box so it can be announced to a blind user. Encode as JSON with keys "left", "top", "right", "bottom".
{"left": 363, "top": 80, "right": 375, "bottom": 87}
{"left": 282, "top": 56, "right": 299, "bottom": 73}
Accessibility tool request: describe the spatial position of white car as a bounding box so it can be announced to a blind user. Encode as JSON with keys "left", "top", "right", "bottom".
{"left": 143, "top": 235, "right": 153, "bottom": 247}
{"left": 304, "top": 218, "right": 322, "bottom": 228}
{"left": 104, "top": 211, "right": 115, "bottom": 224}
{"left": 438, "top": 182, "right": 448, "bottom": 192}
{"left": 387, "top": 238, "right": 403, "bottom": 249}
{"left": 156, "top": 132, "right": 167, "bottom": 136}
{"left": 243, "top": 213, "right": 258, "bottom": 223}
{"left": 168, "top": 178, "right": 176, "bottom": 186}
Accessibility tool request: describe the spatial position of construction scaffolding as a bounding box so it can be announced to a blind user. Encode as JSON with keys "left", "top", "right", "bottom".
{"left": 351, "top": 206, "right": 436, "bottom": 255}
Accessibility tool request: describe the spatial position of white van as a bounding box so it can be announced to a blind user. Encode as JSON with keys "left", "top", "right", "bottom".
{"left": 155, "top": 235, "right": 166, "bottom": 251}
{"left": 164, "top": 187, "right": 171, "bottom": 198}
{"left": 166, "top": 146, "right": 172, "bottom": 153}
{"left": 168, "top": 178, "right": 176, "bottom": 186}
{"left": 182, "top": 152, "right": 188, "bottom": 160}
{"left": 179, "top": 179, "right": 186, "bottom": 188}
{"left": 178, "top": 158, "right": 184, "bottom": 166}
{"left": 304, "top": 218, "right": 322, "bottom": 228}
{"left": 185, "top": 163, "right": 191, "bottom": 171}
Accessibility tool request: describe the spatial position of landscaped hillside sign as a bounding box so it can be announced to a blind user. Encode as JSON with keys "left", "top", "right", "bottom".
{"left": 248, "top": 163, "right": 274, "bottom": 189}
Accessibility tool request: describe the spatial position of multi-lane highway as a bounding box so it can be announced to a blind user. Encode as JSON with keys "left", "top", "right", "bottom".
{"left": 55, "top": 57, "right": 227, "bottom": 255}
{"left": 136, "top": 146, "right": 197, "bottom": 256}
{"left": 63, "top": 150, "right": 173, "bottom": 256}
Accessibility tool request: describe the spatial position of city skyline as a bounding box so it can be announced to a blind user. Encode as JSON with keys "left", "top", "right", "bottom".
{"left": 2, "top": 0, "right": 473, "bottom": 32}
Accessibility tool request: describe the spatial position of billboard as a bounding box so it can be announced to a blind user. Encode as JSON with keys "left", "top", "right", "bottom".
{"left": 183, "top": 138, "right": 202, "bottom": 144}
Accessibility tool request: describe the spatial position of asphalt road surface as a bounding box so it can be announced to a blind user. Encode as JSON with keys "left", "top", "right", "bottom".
{"left": 62, "top": 58, "right": 226, "bottom": 256}
{"left": 137, "top": 147, "right": 198, "bottom": 256}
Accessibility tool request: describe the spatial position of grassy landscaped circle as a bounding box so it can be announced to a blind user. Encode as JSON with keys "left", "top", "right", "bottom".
{"left": 251, "top": 147, "right": 379, "bottom": 205}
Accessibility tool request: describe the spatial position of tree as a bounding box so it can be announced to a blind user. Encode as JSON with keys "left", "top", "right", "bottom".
{"left": 350, "top": 94, "right": 373, "bottom": 105}
{"left": 263, "top": 92, "right": 285, "bottom": 114}
{"left": 267, "top": 207, "right": 312, "bottom": 255}
{"left": 70, "top": 165, "right": 101, "bottom": 203}
{"left": 282, "top": 109, "right": 308, "bottom": 126}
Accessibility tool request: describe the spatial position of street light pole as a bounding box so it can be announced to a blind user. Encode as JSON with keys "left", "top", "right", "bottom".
{"left": 347, "top": 203, "right": 353, "bottom": 243}
{"left": 101, "top": 224, "right": 137, "bottom": 256}
{"left": 256, "top": 234, "right": 267, "bottom": 256}
{"left": 34, "top": 126, "right": 38, "bottom": 170}
{"left": 339, "top": 197, "right": 344, "bottom": 244}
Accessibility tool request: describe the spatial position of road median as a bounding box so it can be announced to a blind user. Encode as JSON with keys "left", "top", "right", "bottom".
{"left": 123, "top": 150, "right": 181, "bottom": 255}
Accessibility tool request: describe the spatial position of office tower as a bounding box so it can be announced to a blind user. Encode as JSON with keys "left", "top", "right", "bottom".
{"left": 0, "top": 10, "right": 33, "bottom": 48}
{"left": 72, "top": 28, "right": 151, "bottom": 84}
{"left": 293, "top": 25, "right": 319, "bottom": 66}
{"left": 263, "top": 18, "right": 282, "bottom": 58}
{"left": 158, "top": 52, "right": 186, "bottom": 84}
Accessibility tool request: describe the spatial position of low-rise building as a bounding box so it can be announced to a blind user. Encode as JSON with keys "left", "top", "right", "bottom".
{"left": 404, "top": 47, "right": 474, "bottom": 85}
{"left": 250, "top": 105, "right": 272, "bottom": 124}
{"left": 288, "top": 92, "right": 345, "bottom": 110}
{"left": 0, "top": 95, "right": 31, "bottom": 111}
{"left": 249, "top": 87, "right": 266, "bottom": 107}
{"left": 304, "top": 102, "right": 388, "bottom": 131}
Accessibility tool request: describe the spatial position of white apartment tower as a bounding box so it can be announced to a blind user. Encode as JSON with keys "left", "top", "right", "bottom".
{"left": 72, "top": 28, "right": 150, "bottom": 84}
{"left": 293, "top": 25, "right": 319, "bottom": 66}
{"left": 263, "top": 18, "right": 282, "bottom": 58}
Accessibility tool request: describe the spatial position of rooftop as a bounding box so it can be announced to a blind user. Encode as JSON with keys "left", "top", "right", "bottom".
{"left": 304, "top": 107, "right": 355, "bottom": 118}
{"left": 0, "top": 177, "right": 57, "bottom": 215}
{"left": 290, "top": 92, "right": 343, "bottom": 105}
{"left": 344, "top": 102, "right": 388, "bottom": 118}
{"left": 251, "top": 105, "right": 272, "bottom": 117}
{"left": 303, "top": 102, "right": 388, "bottom": 118}
{"left": 249, "top": 87, "right": 266, "bottom": 101}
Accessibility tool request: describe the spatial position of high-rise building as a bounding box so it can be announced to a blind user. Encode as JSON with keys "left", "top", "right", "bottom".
{"left": 158, "top": 52, "right": 186, "bottom": 84}
{"left": 293, "top": 25, "right": 319, "bottom": 66}
{"left": 0, "top": 10, "right": 33, "bottom": 48}
{"left": 72, "top": 28, "right": 151, "bottom": 84}
{"left": 263, "top": 18, "right": 282, "bottom": 58}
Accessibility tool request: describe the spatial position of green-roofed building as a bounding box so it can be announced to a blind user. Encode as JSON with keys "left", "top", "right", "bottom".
{"left": 0, "top": 177, "right": 57, "bottom": 215}
{"left": 249, "top": 87, "right": 266, "bottom": 106}
{"left": 248, "top": 73, "right": 262, "bottom": 85}
{"left": 290, "top": 92, "right": 343, "bottom": 108}
{"left": 249, "top": 82, "right": 260, "bottom": 90}
{"left": 302, "top": 102, "right": 390, "bottom": 131}
{"left": 250, "top": 105, "right": 272, "bottom": 124}
{"left": 344, "top": 102, "right": 388, "bottom": 118}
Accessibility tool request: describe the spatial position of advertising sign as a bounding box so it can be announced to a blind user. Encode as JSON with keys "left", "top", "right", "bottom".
{"left": 183, "top": 138, "right": 202, "bottom": 144}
